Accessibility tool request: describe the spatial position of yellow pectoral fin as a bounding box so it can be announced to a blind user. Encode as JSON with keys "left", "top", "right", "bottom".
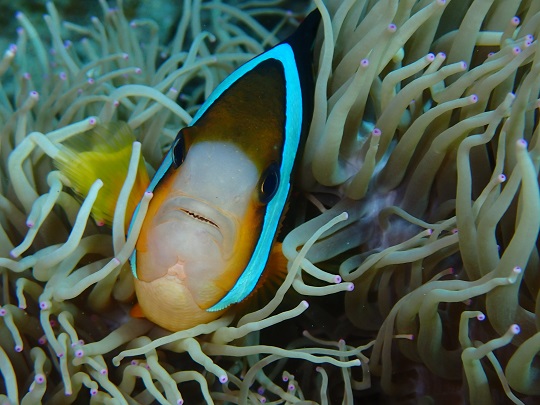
{"left": 130, "top": 303, "right": 146, "bottom": 319}
{"left": 55, "top": 121, "right": 149, "bottom": 227}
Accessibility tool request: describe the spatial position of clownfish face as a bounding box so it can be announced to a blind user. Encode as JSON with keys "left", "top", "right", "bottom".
{"left": 134, "top": 142, "right": 268, "bottom": 330}
{"left": 130, "top": 10, "right": 320, "bottom": 331}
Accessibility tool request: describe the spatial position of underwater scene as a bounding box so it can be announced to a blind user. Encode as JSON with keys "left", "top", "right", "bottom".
{"left": 0, "top": 0, "right": 539, "bottom": 404}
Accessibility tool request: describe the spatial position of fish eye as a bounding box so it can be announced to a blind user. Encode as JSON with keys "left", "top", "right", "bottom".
{"left": 172, "top": 129, "right": 186, "bottom": 168}
{"left": 259, "top": 162, "right": 280, "bottom": 204}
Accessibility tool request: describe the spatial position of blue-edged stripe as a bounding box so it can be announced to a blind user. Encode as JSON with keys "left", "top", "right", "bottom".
{"left": 207, "top": 44, "right": 302, "bottom": 311}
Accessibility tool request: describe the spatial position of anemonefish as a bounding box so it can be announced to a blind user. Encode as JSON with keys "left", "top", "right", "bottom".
{"left": 56, "top": 10, "right": 320, "bottom": 332}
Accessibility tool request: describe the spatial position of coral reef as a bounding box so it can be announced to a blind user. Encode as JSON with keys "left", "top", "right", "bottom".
{"left": 0, "top": 0, "right": 539, "bottom": 404}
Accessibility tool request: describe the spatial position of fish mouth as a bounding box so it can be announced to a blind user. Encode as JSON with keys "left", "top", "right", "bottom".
{"left": 178, "top": 208, "right": 219, "bottom": 229}
{"left": 156, "top": 195, "right": 237, "bottom": 252}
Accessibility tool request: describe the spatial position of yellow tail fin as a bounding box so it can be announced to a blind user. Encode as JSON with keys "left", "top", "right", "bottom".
{"left": 55, "top": 121, "right": 149, "bottom": 227}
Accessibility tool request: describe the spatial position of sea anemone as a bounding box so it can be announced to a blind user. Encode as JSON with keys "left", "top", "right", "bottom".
{"left": 0, "top": 0, "right": 539, "bottom": 404}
